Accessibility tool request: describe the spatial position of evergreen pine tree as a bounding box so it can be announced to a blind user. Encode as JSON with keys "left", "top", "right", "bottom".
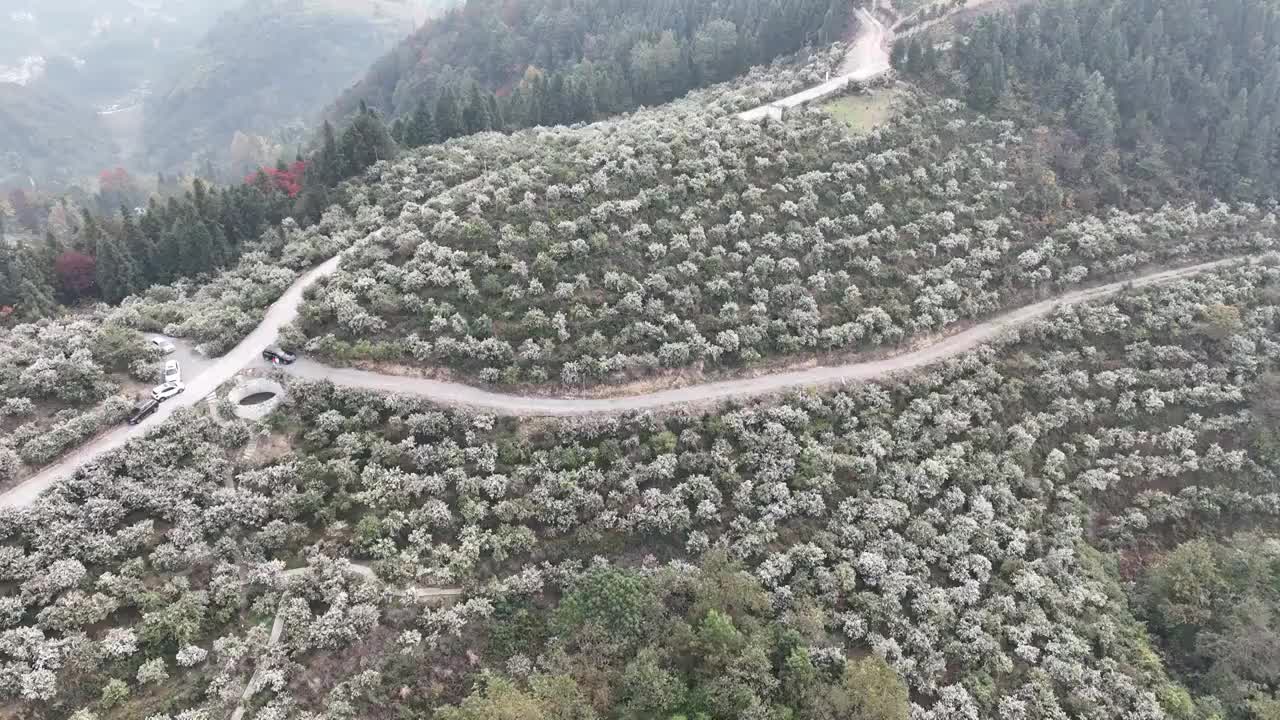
{"left": 318, "top": 120, "right": 340, "bottom": 186}
{"left": 436, "top": 86, "right": 463, "bottom": 140}
{"left": 120, "top": 207, "right": 159, "bottom": 289}
{"left": 1070, "top": 71, "right": 1118, "bottom": 148}
{"left": 0, "top": 237, "right": 13, "bottom": 307}
{"left": 12, "top": 246, "right": 58, "bottom": 318}
{"left": 1205, "top": 88, "right": 1249, "bottom": 194}
{"left": 464, "top": 82, "right": 493, "bottom": 133}
{"left": 95, "top": 230, "right": 142, "bottom": 304}
{"left": 407, "top": 100, "right": 439, "bottom": 147}
{"left": 967, "top": 62, "right": 998, "bottom": 111}
{"left": 487, "top": 94, "right": 504, "bottom": 131}
{"left": 338, "top": 104, "right": 398, "bottom": 179}
{"left": 77, "top": 209, "right": 102, "bottom": 256}
{"left": 173, "top": 212, "right": 213, "bottom": 278}
{"left": 208, "top": 221, "right": 232, "bottom": 269}
{"left": 138, "top": 199, "right": 168, "bottom": 284}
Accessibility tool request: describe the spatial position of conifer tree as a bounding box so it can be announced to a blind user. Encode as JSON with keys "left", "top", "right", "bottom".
{"left": 435, "top": 86, "right": 464, "bottom": 140}
{"left": 407, "top": 99, "right": 439, "bottom": 147}
{"left": 95, "top": 230, "right": 142, "bottom": 304}
{"left": 120, "top": 207, "right": 160, "bottom": 288}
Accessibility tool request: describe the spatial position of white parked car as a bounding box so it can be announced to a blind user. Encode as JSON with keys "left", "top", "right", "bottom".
{"left": 150, "top": 337, "right": 176, "bottom": 354}
{"left": 151, "top": 381, "right": 186, "bottom": 401}
{"left": 163, "top": 360, "right": 181, "bottom": 384}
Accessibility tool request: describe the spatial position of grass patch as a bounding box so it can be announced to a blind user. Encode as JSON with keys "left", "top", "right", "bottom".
{"left": 822, "top": 90, "right": 899, "bottom": 133}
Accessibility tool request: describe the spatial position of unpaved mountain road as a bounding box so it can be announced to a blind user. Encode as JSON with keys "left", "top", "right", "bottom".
{"left": 738, "top": 6, "right": 890, "bottom": 121}
{"left": 282, "top": 257, "right": 1254, "bottom": 415}
{"left": 0, "top": 255, "right": 1255, "bottom": 510}
{"left": 0, "top": 255, "right": 344, "bottom": 509}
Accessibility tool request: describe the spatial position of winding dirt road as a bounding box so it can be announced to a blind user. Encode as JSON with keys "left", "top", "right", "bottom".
{"left": 0, "top": 255, "right": 1252, "bottom": 510}
{"left": 281, "top": 257, "right": 1251, "bottom": 415}
{"left": 0, "top": 255, "right": 344, "bottom": 509}
{"left": 0, "top": 6, "right": 1251, "bottom": 512}
{"left": 738, "top": 7, "right": 891, "bottom": 121}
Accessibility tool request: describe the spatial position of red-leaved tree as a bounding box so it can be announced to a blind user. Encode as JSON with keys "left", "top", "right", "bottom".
{"left": 55, "top": 251, "right": 97, "bottom": 300}
{"left": 246, "top": 160, "right": 307, "bottom": 198}
{"left": 98, "top": 167, "right": 142, "bottom": 211}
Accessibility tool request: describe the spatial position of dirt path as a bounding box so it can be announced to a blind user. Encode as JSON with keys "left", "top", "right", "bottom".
{"left": 230, "top": 562, "right": 460, "bottom": 720}
{"left": 0, "top": 255, "right": 1256, "bottom": 510}
{"left": 278, "top": 256, "right": 1253, "bottom": 416}
{"left": 739, "top": 6, "right": 891, "bottom": 121}
{"left": 893, "top": 0, "right": 1007, "bottom": 35}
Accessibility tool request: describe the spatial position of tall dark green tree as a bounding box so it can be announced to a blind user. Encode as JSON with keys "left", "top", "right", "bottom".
{"left": 173, "top": 211, "right": 213, "bottom": 278}
{"left": 0, "top": 238, "right": 14, "bottom": 307}
{"left": 120, "top": 207, "right": 161, "bottom": 287}
{"left": 435, "top": 86, "right": 464, "bottom": 141}
{"left": 463, "top": 82, "right": 494, "bottom": 133}
{"left": 406, "top": 100, "right": 438, "bottom": 147}
{"left": 94, "top": 230, "right": 142, "bottom": 304}
{"left": 338, "top": 102, "right": 398, "bottom": 179}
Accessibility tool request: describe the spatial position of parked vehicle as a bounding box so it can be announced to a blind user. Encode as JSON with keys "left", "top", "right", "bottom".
{"left": 262, "top": 346, "right": 296, "bottom": 364}
{"left": 151, "top": 381, "right": 186, "bottom": 401}
{"left": 150, "top": 337, "right": 176, "bottom": 354}
{"left": 164, "top": 360, "right": 181, "bottom": 383}
{"left": 128, "top": 399, "right": 160, "bottom": 425}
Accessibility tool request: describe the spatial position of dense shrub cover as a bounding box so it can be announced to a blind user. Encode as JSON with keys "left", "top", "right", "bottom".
{"left": 294, "top": 96, "right": 1278, "bottom": 386}
{"left": 5, "top": 262, "right": 1280, "bottom": 718}
{"left": 0, "top": 314, "right": 155, "bottom": 482}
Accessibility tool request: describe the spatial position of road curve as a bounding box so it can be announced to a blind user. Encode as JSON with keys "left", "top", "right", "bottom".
{"left": 0, "top": 256, "right": 344, "bottom": 509}
{"left": 280, "top": 257, "right": 1252, "bottom": 416}
{"left": 0, "top": 255, "right": 1254, "bottom": 510}
{"left": 738, "top": 7, "right": 891, "bottom": 122}
{"left": 1, "top": 19, "right": 899, "bottom": 511}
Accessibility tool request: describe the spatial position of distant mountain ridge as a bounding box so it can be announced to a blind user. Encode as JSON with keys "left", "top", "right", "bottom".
{"left": 141, "top": 0, "right": 454, "bottom": 173}
{"left": 0, "top": 81, "right": 116, "bottom": 187}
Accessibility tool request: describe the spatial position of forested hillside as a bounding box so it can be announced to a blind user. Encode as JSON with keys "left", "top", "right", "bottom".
{"left": 287, "top": 97, "right": 1277, "bottom": 387}
{"left": 330, "top": 0, "right": 852, "bottom": 131}
{"left": 8, "top": 0, "right": 1280, "bottom": 717}
{"left": 0, "top": 83, "right": 117, "bottom": 187}
{"left": 902, "top": 0, "right": 1280, "bottom": 205}
{"left": 142, "top": 0, "right": 442, "bottom": 174}
{"left": 5, "top": 259, "right": 1280, "bottom": 718}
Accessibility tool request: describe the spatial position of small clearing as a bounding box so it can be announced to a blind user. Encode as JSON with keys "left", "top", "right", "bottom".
{"left": 822, "top": 89, "right": 899, "bottom": 133}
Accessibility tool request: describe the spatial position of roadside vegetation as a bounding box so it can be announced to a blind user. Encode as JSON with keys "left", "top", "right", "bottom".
{"left": 7, "top": 2, "right": 1280, "bottom": 718}
{"left": 288, "top": 95, "right": 1277, "bottom": 387}
{"left": 5, "top": 261, "right": 1280, "bottom": 718}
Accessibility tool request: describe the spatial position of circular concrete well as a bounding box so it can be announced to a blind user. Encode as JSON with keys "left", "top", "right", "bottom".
{"left": 228, "top": 378, "right": 285, "bottom": 420}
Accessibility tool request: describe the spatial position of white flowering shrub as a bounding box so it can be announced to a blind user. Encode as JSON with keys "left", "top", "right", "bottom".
{"left": 4, "top": 248, "right": 1279, "bottom": 717}
{"left": 291, "top": 94, "right": 1276, "bottom": 388}
{"left": 176, "top": 645, "right": 208, "bottom": 667}
{"left": 137, "top": 657, "right": 169, "bottom": 685}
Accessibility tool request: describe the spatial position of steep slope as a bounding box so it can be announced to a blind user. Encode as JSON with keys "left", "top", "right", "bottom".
{"left": 902, "top": 0, "right": 1280, "bottom": 205}
{"left": 328, "top": 0, "right": 852, "bottom": 126}
{"left": 1, "top": 0, "right": 241, "bottom": 108}
{"left": 0, "top": 82, "right": 117, "bottom": 186}
{"left": 141, "top": 0, "right": 446, "bottom": 172}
